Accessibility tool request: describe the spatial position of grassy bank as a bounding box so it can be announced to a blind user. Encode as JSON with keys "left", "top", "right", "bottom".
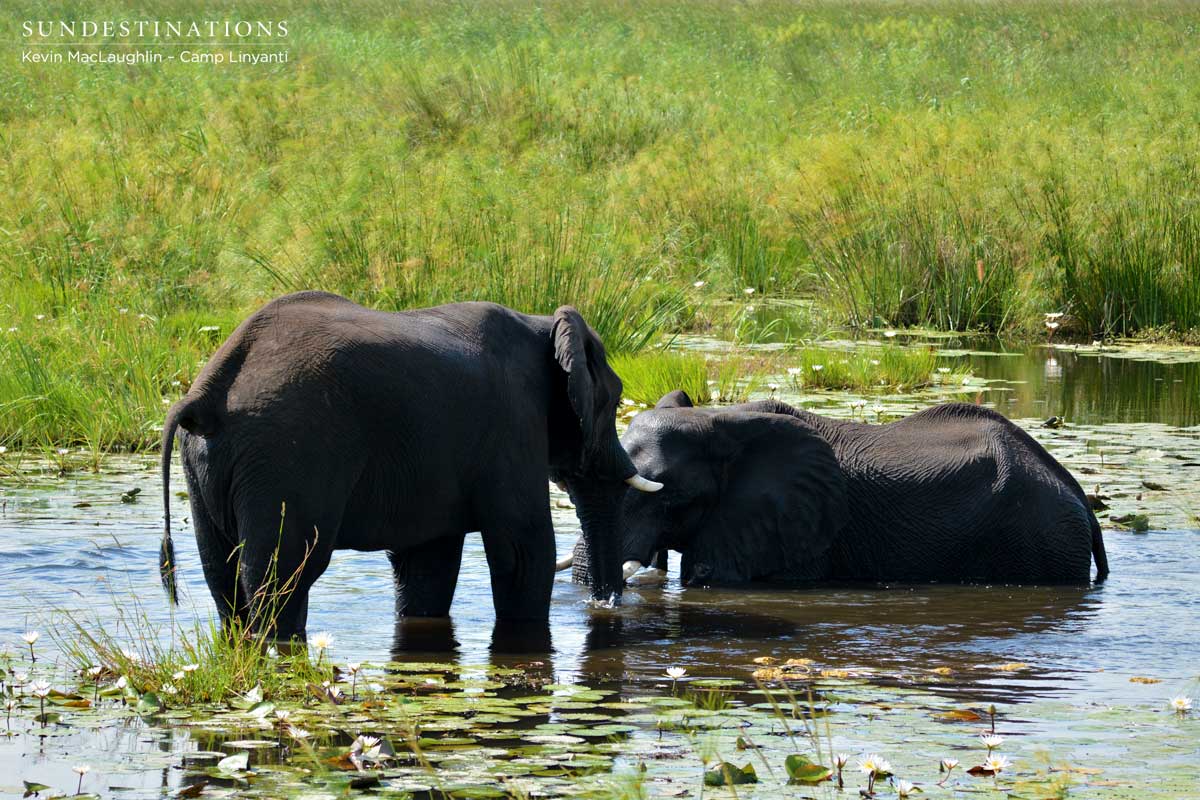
{"left": 3, "top": 0, "right": 1200, "bottom": 448}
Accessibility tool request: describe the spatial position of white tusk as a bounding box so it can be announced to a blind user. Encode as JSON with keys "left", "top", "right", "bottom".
{"left": 622, "top": 560, "right": 644, "bottom": 580}
{"left": 555, "top": 554, "right": 574, "bottom": 572}
{"left": 625, "top": 474, "right": 663, "bottom": 493}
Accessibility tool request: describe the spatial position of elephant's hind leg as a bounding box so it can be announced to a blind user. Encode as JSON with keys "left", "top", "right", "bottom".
{"left": 389, "top": 534, "right": 465, "bottom": 617}
{"left": 234, "top": 500, "right": 341, "bottom": 644}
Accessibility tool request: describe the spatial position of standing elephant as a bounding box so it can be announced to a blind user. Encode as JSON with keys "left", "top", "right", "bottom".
{"left": 568, "top": 390, "right": 1107, "bottom": 587}
{"left": 159, "top": 291, "right": 662, "bottom": 642}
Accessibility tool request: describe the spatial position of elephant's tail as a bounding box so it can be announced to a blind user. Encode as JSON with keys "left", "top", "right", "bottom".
{"left": 1090, "top": 513, "right": 1109, "bottom": 583}
{"left": 160, "top": 401, "right": 185, "bottom": 605}
{"left": 159, "top": 394, "right": 220, "bottom": 604}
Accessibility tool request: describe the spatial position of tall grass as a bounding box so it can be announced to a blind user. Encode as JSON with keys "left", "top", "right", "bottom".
{"left": 1039, "top": 165, "right": 1200, "bottom": 337}
{"left": 3, "top": 0, "right": 1200, "bottom": 446}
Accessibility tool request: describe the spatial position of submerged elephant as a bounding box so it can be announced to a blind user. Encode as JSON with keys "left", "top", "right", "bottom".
{"left": 566, "top": 391, "right": 1107, "bottom": 587}
{"left": 159, "top": 291, "right": 663, "bottom": 641}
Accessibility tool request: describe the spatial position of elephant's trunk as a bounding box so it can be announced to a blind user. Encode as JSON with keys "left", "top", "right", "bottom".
{"left": 567, "top": 481, "right": 627, "bottom": 604}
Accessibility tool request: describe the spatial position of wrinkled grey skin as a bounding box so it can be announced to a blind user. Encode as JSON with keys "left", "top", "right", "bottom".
{"left": 159, "top": 291, "right": 648, "bottom": 642}
{"left": 581, "top": 390, "right": 1108, "bottom": 587}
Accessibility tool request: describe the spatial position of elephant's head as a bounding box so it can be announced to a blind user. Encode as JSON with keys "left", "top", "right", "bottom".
{"left": 547, "top": 306, "right": 662, "bottom": 604}
{"left": 617, "top": 390, "right": 847, "bottom": 586}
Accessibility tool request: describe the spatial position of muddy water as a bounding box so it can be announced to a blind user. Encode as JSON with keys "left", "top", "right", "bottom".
{"left": 1, "top": 343, "right": 1197, "bottom": 704}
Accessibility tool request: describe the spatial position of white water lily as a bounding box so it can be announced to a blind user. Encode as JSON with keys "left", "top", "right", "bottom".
{"left": 173, "top": 671, "right": 185, "bottom": 681}
{"left": 72, "top": 764, "right": 91, "bottom": 793}
{"left": 693, "top": 280, "right": 706, "bottom": 288}
{"left": 980, "top": 734, "right": 1004, "bottom": 750}
{"left": 114, "top": 676, "right": 128, "bottom": 690}
{"left": 181, "top": 663, "right": 199, "bottom": 673}
{"left": 30, "top": 680, "right": 51, "bottom": 698}
{"left": 310, "top": 632, "right": 334, "bottom": 651}
{"left": 834, "top": 753, "right": 850, "bottom": 768}
{"left": 22, "top": 631, "right": 39, "bottom": 645}
{"left": 937, "top": 367, "right": 951, "bottom": 374}
{"left": 811, "top": 364, "right": 824, "bottom": 372}
{"left": 787, "top": 367, "right": 801, "bottom": 376}
{"left": 120, "top": 647, "right": 142, "bottom": 664}
{"left": 897, "top": 780, "right": 917, "bottom": 797}
{"left": 346, "top": 662, "right": 360, "bottom": 674}
{"left": 242, "top": 685, "right": 263, "bottom": 704}
{"left": 767, "top": 383, "right": 779, "bottom": 392}
{"left": 665, "top": 667, "right": 687, "bottom": 679}
{"left": 161, "top": 683, "right": 178, "bottom": 696}
{"left": 1170, "top": 695, "right": 1192, "bottom": 713}
{"left": 884, "top": 330, "right": 897, "bottom": 338}
{"left": 744, "top": 287, "right": 755, "bottom": 295}
{"left": 857, "top": 754, "right": 890, "bottom": 775}
{"left": 940, "top": 758, "right": 959, "bottom": 771}
{"left": 983, "top": 754, "right": 1010, "bottom": 774}
{"left": 871, "top": 404, "right": 886, "bottom": 416}
{"left": 287, "top": 726, "right": 311, "bottom": 741}
{"left": 273, "top": 709, "right": 292, "bottom": 723}
{"left": 87, "top": 666, "right": 103, "bottom": 678}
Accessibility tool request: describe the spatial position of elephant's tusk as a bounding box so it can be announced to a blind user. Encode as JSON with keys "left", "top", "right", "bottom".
{"left": 555, "top": 554, "right": 574, "bottom": 571}
{"left": 622, "top": 560, "right": 643, "bottom": 580}
{"left": 625, "top": 474, "right": 663, "bottom": 493}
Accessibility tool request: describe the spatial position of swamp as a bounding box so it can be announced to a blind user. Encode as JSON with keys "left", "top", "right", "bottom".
{"left": 2, "top": 328, "right": 1198, "bottom": 798}
{"left": 2, "top": 0, "right": 1199, "bottom": 797}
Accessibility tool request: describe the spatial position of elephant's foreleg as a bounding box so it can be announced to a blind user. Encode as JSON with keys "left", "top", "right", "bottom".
{"left": 389, "top": 534, "right": 465, "bottom": 617}
{"left": 482, "top": 510, "right": 555, "bottom": 621}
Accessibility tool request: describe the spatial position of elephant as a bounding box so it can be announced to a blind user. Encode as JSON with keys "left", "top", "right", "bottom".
{"left": 158, "top": 291, "right": 663, "bottom": 642}
{"left": 566, "top": 390, "right": 1108, "bottom": 587}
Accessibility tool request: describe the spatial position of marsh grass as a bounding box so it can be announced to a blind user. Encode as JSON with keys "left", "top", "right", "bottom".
{"left": 789, "top": 345, "right": 966, "bottom": 392}
{"left": 4, "top": 0, "right": 1200, "bottom": 447}
{"left": 614, "top": 350, "right": 768, "bottom": 406}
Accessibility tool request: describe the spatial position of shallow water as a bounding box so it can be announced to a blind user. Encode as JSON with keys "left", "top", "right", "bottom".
{"left": 1, "top": 341, "right": 1198, "bottom": 796}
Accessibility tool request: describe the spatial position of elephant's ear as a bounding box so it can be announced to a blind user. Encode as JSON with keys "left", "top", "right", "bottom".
{"left": 552, "top": 306, "right": 630, "bottom": 475}
{"left": 684, "top": 412, "right": 846, "bottom": 583}
{"left": 655, "top": 390, "right": 694, "bottom": 409}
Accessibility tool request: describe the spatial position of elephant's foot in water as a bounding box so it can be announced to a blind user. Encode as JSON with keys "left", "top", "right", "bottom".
{"left": 390, "top": 534, "right": 466, "bottom": 617}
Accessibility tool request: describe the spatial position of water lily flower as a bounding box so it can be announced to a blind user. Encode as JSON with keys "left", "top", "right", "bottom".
{"left": 181, "top": 663, "right": 199, "bottom": 673}
{"left": 30, "top": 680, "right": 51, "bottom": 698}
{"left": 871, "top": 404, "right": 885, "bottom": 417}
{"left": 767, "top": 383, "right": 779, "bottom": 392}
{"left": 897, "top": 780, "right": 917, "bottom": 797}
{"left": 72, "top": 764, "right": 90, "bottom": 793}
{"left": 937, "top": 367, "right": 950, "bottom": 374}
{"left": 693, "top": 280, "right": 706, "bottom": 288}
{"left": 870, "top": 359, "right": 880, "bottom": 366}
{"left": 287, "top": 725, "right": 311, "bottom": 741}
{"left": 0, "top": 446, "right": 6, "bottom": 454}
{"left": 857, "top": 754, "right": 890, "bottom": 775}
{"left": 346, "top": 662, "right": 360, "bottom": 674}
{"left": 173, "top": 671, "right": 185, "bottom": 681}
{"left": 114, "top": 676, "right": 128, "bottom": 690}
{"left": 273, "top": 709, "right": 292, "bottom": 724}
{"left": 787, "top": 367, "right": 801, "bottom": 376}
{"left": 161, "top": 683, "right": 178, "bottom": 696}
{"left": 983, "top": 754, "right": 1009, "bottom": 774}
{"left": 744, "top": 287, "right": 755, "bottom": 295}
{"left": 22, "top": 631, "right": 38, "bottom": 662}
{"left": 811, "top": 364, "right": 824, "bottom": 372}
{"left": 57, "top": 448, "right": 69, "bottom": 456}
{"left": 980, "top": 734, "right": 1003, "bottom": 751}
{"left": 884, "top": 330, "right": 897, "bottom": 338}
{"left": 834, "top": 754, "right": 850, "bottom": 768}
{"left": 1170, "top": 695, "right": 1192, "bottom": 714}
{"left": 311, "top": 632, "right": 334, "bottom": 651}
{"left": 266, "top": 646, "right": 279, "bottom": 659}
{"left": 87, "top": 666, "right": 102, "bottom": 678}
{"left": 120, "top": 647, "right": 142, "bottom": 664}
{"left": 938, "top": 758, "right": 959, "bottom": 785}
{"left": 666, "top": 667, "right": 687, "bottom": 679}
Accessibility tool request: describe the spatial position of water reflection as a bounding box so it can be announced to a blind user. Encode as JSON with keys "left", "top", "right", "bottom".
{"left": 968, "top": 346, "right": 1200, "bottom": 427}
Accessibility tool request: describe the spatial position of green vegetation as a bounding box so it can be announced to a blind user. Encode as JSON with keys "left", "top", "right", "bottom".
{"left": 5, "top": 613, "right": 1195, "bottom": 798}
{"left": 4, "top": 0, "right": 1200, "bottom": 449}
{"left": 789, "top": 345, "right": 968, "bottom": 392}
